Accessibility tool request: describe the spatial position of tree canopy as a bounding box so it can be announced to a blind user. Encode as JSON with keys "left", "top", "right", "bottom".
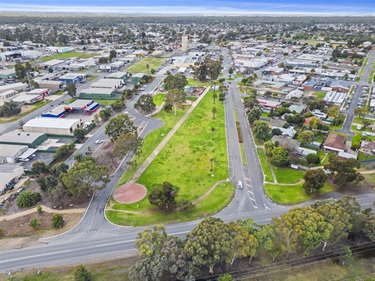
{"left": 105, "top": 114, "right": 136, "bottom": 142}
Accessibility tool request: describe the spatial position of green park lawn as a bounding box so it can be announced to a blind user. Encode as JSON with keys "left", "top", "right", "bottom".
{"left": 110, "top": 89, "right": 229, "bottom": 220}
{"left": 257, "top": 148, "right": 274, "bottom": 182}
{"left": 264, "top": 182, "right": 335, "bottom": 205}
{"left": 153, "top": 93, "right": 166, "bottom": 106}
{"left": 106, "top": 182, "right": 234, "bottom": 226}
{"left": 126, "top": 58, "right": 166, "bottom": 74}
{"left": 273, "top": 167, "right": 306, "bottom": 184}
{"left": 39, "top": 51, "right": 98, "bottom": 62}
{"left": 187, "top": 78, "right": 210, "bottom": 87}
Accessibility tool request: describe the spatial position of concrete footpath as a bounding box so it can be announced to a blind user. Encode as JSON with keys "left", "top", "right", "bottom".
{"left": 128, "top": 86, "right": 211, "bottom": 183}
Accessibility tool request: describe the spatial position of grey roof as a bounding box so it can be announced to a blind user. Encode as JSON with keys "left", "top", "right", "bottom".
{"left": 0, "top": 131, "right": 46, "bottom": 144}
{"left": 0, "top": 165, "right": 24, "bottom": 173}
{"left": 0, "top": 144, "right": 28, "bottom": 157}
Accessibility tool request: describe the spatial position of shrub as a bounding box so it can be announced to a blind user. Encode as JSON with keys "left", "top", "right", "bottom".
{"left": 29, "top": 218, "right": 40, "bottom": 230}
{"left": 37, "top": 205, "right": 42, "bottom": 213}
{"left": 74, "top": 264, "right": 92, "bottom": 281}
{"left": 306, "top": 153, "right": 320, "bottom": 165}
{"left": 51, "top": 213, "right": 64, "bottom": 229}
{"left": 16, "top": 191, "right": 41, "bottom": 208}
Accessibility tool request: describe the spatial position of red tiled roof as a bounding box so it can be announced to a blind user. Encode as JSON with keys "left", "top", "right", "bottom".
{"left": 324, "top": 133, "right": 346, "bottom": 151}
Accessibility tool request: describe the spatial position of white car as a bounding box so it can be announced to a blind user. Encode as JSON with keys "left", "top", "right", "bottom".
{"left": 95, "top": 140, "right": 104, "bottom": 144}
{"left": 19, "top": 158, "right": 30, "bottom": 162}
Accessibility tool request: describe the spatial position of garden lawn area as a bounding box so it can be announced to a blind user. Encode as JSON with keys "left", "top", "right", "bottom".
{"left": 112, "top": 89, "right": 228, "bottom": 215}
{"left": 358, "top": 152, "right": 375, "bottom": 161}
{"left": 313, "top": 91, "right": 326, "bottom": 100}
{"left": 126, "top": 58, "right": 166, "bottom": 74}
{"left": 352, "top": 133, "right": 362, "bottom": 147}
{"left": 0, "top": 100, "right": 50, "bottom": 124}
{"left": 187, "top": 78, "right": 209, "bottom": 87}
{"left": 106, "top": 182, "right": 234, "bottom": 226}
{"left": 257, "top": 148, "right": 274, "bottom": 182}
{"left": 264, "top": 182, "right": 335, "bottom": 204}
{"left": 39, "top": 51, "right": 98, "bottom": 62}
{"left": 153, "top": 93, "right": 165, "bottom": 106}
{"left": 273, "top": 166, "right": 306, "bottom": 184}
{"left": 90, "top": 99, "right": 117, "bottom": 106}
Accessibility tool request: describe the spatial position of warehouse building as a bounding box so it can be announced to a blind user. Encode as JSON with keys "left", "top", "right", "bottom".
{"left": 0, "top": 68, "right": 16, "bottom": 80}
{"left": 105, "top": 71, "right": 129, "bottom": 81}
{"left": 79, "top": 87, "right": 116, "bottom": 99}
{"left": 0, "top": 82, "right": 27, "bottom": 94}
{"left": 23, "top": 117, "right": 81, "bottom": 135}
{"left": 0, "top": 131, "right": 47, "bottom": 148}
{"left": 0, "top": 165, "right": 24, "bottom": 192}
{"left": 90, "top": 78, "right": 123, "bottom": 89}
{"left": 12, "top": 94, "right": 41, "bottom": 104}
{"left": 59, "top": 73, "right": 84, "bottom": 84}
{"left": 0, "top": 144, "right": 28, "bottom": 163}
{"left": 0, "top": 90, "right": 18, "bottom": 99}
{"left": 39, "top": 59, "right": 65, "bottom": 70}
{"left": 67, "top": 99, "right": 99, "bottom": 112}
{"left": 42, "top": 105, "right": 67, "bottom": 118}
{"left": 36, "top": 80, "right": 64, "bottom": 92}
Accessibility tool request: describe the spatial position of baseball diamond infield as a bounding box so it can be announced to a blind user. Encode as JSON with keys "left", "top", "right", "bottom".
{"left": 113, "top": 183, "right": 147, "bottom": 204}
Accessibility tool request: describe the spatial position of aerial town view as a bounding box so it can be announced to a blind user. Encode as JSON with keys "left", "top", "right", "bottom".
{"left": 0, "top": 1, "right": 374, "bottom": 280}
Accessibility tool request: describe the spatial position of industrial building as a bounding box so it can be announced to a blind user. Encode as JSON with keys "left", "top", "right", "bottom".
{"left": 12, "top": 94, "right": 41, "bottom": 104}
{"left": 23, "top": 117, "right": 81, "bottom": 135}
{"left": 67, "top": 99, "right": 99, "bottom": 111}
{"left": 0, "top": 131, "right": 47, "bottom": 148}
{"left": 0, "top": 82, "right": 27, "bottom": 94}
{"left": 0, "top": 144, "right": 28, "bottom": 164}
{"left": 59, "top": 73, "right": 84, "bottom": 84}
{"left": 0, "top": 165, "right": 24, "bottom": 192}
{"left": 90, "top": 78, "right": 122, "bottom": 89}
{"left": 105, "top": 71, "right": 129, "bottom": 81}
{"left": 0, "top": 68, "right": 16, "bottom": 80}
{"left": 79, "top": 87, "right": 116, "bottom": 99}
{"left": 42, "top": 105, "right": 67, "bottom": 118}
{"left": 36, "top": 80, "right": 64, "bottom": 92}
{"left": 0, "top": 90, "right": 18, "bottom": 99}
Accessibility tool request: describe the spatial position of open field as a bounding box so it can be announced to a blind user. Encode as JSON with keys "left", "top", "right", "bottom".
{"left": 152, "top": 93, "right": 165, "bottom": 106}
{"left": 264, "top": 182, "right": 335, "bottom": 204}
{"left": 39, "top": 52, "right": 99, "bottom": 62}
{"left": 273, "top": 166, "right": 306, "bottom": 184}
{"left": 126, "top": 58, "right": 166, "bottom": 74}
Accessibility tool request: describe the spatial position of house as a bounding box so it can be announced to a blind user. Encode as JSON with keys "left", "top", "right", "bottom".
{"left": 323, "top": 133, "right": 346, "bottom": 152}
{"left": 272, "top": 126, "right": 296, "bottom": 138}
{"left": 269, "top": 119, "right": 287, "bottom": 128}
{"left": 271, "top": 135, "right": 301, "bottom": 152}
{"left": 286, "top": 89, "right": 304, "bottom": 100}
{"left": 338, "top": 151, "right": 357, "bottom": 160}
{"left": 257, "top": 99, "right": 281, "bottom": 110}
{"left": 360, "top": 141, "right": 375, "bottom": 155}
{"left": 288, "top": 104, "right": 306, "bottom": 114}
{"left": 295, "top": 147, "right": 317, "bottom": 157}
{"left": 0, "top": 131, "right": 47, "bottom": 148}
{"left": 312, "top": 109, "right": 327, "bottom": 121}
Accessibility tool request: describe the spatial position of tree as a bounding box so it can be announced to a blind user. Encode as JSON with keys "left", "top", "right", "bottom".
{"left": 61, "top": 158, "right": 109, "bottom": 198}
{"left": 298, "top": 130, "right": 314, "bottom": 144}
{"left": 134, "top": 94, "right": 156, "bottom": 115}
{"left": 148, "top": 181, "right": 178, "bottom": 212}
{"left": 146, "top": 63, "right": 150, "bottom": 74}
{"left": 0, "top": 101, "right": 21, "bottom": 117}
{"left": 211, "top": 107, "right": 217, "bottom": 119}
{"left": 29, "top": 218, "right": 40, "bottom": 230}
{"left": 362, "top": 212, "right": 375, "bottom": 242}
{"left": 74, "top": 153, "right": 85, "bottom": 162}
{"left": 98, "top": 57, "right": 108, "bottom": 64}
{"left": 74, "top": 264, "right": 92, "bottom": 281}
{"left": 252, "top": 120, "right": 269, "bottom": 142}
{"left": 248, "top": 106, "right": 261, "bottom": 125}
{"left": 105, "top": 114, "right": 136, "bottom": 142}
{"left": 324, "top": 155, "right": 364, "bottom": 187}
{"left": 212, "top": 92, "right": 217, "bottom": 104}
{"left": 53, "top": 143, "right": 75, "bottom": 161}
{"left": 306, "top": 153, "right": 320, "bottom": 165}
{"left": 303, "top": 169, "right": 327, "bottom": 194}
{"left": 229, "top": 222, "right": 258, "bottom": 265}
{"left": 111, "top": 100, "right": 126, "bottom": 111}
{"left": 54, "top": 162, "right": 68, "bottom": 175}
{"left": 185, "top": 217, "right": 233, "bottom": 274}
{"left": 192, "top": 56, "right": 222, "bottom": 82}
{"left": 74, "top": 128, "right": 86, "bottom": 143}
{"left": 218, "top": 274, "right": 233, "bottom": 281}
{"left": 15, "top": 62, "right": 26, "bottom": 79}
{"left": 211, "top": 127, "right": 215, "bottom": 140}
{"left": 354, "top": 107, "right": 365, "bottom": 119}
{"left": 163, "top": 74, "right": 188, "bottom": 91}
{"left": 109, "top": 49, "right": 117, "bottom": 62}
{"left": 66, "top": 83, "right": 77, "bottom": 97}
{"left": 16, "top": 191, "right": 41, "bottom": 208}
{"left": 165, "top": 88, "right": 186, "bottom": 116}
{"left": 362, "top": 119, "right": 372, "bottom": 129}
{"left": 327, "top": 106, "right": 340, "bottom": 118}
{"left": 269, "top": 146, "right": 291, "bottom": 167}
{"left": 31, "top": 161, "right": 48, "bottom": 175}
{"left": 308, "top": 117, "right": 322, "bottom": 129}
{"left": 113, "top": 132, "right": 142, "bottom": 158}
{"left": 228, "top": 67, "right": 234, "bottom": 78}
{"left": 271, "top": 128, "right": 282, "bottom": 136}
{"left": 51, "top": 213, "right": 64, "bottom": 228}
{"left": 178, "top": 199, "right": 195, "bottom": 212}
{"left": 264, "top": 91, "right": 272, "bottom": 100}
{"left": 38, "top": 175, "right": 58, "bottom": 192}
{"left": 99, "top": 108, "right": 111, "bottom": 121}
{"left": 243, "top": 97, "right": 258, "bottom": 113}
{"left": 339, "top": 246, "right": 352, "bottom": 266}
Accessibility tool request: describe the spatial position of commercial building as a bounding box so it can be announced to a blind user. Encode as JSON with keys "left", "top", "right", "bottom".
{"left": 105, "top": 71, "right": 129, "bottom": 81}
{"left": 67, "top": 99, "right": 99, "bottom": 112}
{"left": 0, "top": 131, "right": 47, "bottom": 148}
{"left": 0, "top": 165, "right": 24, "bottom": 192}
{"left": 182, "top": 35, "right": 188, "bottom": 52}
{"left": 0, "top": 90, "right": 18, "bottom": 99}
{"left": 0, "top": 144, "right": 28, "bottom": 163}
{"left": 36, "top": 80, "right": 64, "bottom": 92}
{"left": 23, "top": 117, "right": 81, "bottom": 135}
{"left": 0, "top": 51, "right": 22, "bottom": 61}
{"left": 90, "top": 78, "right": 122, "bottom": 89}
{"left": 42, "top": 105, "right": 67, "bottom": 118}
{"left": 59, "top": 73, "right": 84, "bottom": 84}
{"left": 0, "top": 68, "right": 16, "bottom": 80}
{"left": 0, "top": 83, "right": 27, "bottom": 94}
{"left": 79, "top": 87, "right": 116, "bottom": 99}
{"left": 324, "top": 91, "right": 347, "bottom": 106}
{"left": 12, "top": 94, "right": 42, "bottom": 104}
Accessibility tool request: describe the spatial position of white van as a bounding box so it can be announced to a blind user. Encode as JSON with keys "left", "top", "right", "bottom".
{"left": 238, "top": 181, "right": 243, "bottom": 189}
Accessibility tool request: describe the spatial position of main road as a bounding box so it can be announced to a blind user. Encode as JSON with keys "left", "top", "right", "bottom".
{"left": 0, "top": 50, "right": 374, "bottom": 273}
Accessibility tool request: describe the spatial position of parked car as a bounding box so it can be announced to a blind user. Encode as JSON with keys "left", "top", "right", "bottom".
{"left": 18, "top": 158, "right": 30, "bottom": 162}
{"left": 95, "top": 140, "right": 104, "bottom": 144}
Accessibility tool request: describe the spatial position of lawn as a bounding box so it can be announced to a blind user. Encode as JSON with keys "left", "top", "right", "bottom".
{"left": 126, "top": 58, "right": 166, "bottom": 74}
{"left": 358, "top": 152, "right": 375, "bottom": 161}
{"left": 0, "top": 100, "right": 51, "bottom": 124}
{"left": 273, "top": 166, "right": 306, "bottom": 184}
{"left": 39, "top": 51, "right": 98, "bottom": 62}
{"left": 257, "top": 148, "right": 274, "bottom": 182}
{"left": 91, "top": 99, "right": 117, "bottom": 106}
{"left": 153, "top": 93, "right": 165, "bottom": 106}
{"left": 264, "top": 182, "right": 335, "bottom": 204}
{"left": 240, "top": 143, "right": 247, "bottom": 166}
{"left": 313, "top": 91, "right": 326, "bottom": 100}
{"left": 187, "top": 78, "right": 210, "bottom": 87}
{"left": 111, "top": 89, "right": 229, "bottom": 218}
{"left": 106, "top": 182, "right": 234, "bottom": 226}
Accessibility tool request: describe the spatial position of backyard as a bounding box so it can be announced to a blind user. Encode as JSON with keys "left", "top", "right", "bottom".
{"left": 126, "top": 58, "right": 166, "bottom": 74}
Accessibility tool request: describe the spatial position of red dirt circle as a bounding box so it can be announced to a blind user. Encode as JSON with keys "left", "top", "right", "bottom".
{"left": 113, "top": 183, "right": 147, "bottom": 204}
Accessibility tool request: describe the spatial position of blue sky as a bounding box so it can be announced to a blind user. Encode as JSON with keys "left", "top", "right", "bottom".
{"left": 1, "top": 0, "right": 374, "bottom": 14}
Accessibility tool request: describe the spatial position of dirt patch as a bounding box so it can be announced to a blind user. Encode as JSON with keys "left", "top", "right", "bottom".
{"left": 0, "top": 212, "right": 83, "bottom": 250}
{"left": 93, "top": 139, "right": 122, "bottom": 175}
{"left": 113, "top": 183, "right": 147, "bottom": 204}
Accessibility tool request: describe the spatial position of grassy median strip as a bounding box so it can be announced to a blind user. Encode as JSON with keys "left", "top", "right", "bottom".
{"left": 240, "top": 143, "right": 247, "bottom": 166}
{"left": 257, "top": 148, "right": 274, "bottom": 182}
{"left": 264, "top": 182, "right": 335, "bottom": 205}
{"left": 107, "top": 182, "right": 234, "bottom": 226}
{"left": 126, "top": 58, "right": 166, "bottom": 74}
